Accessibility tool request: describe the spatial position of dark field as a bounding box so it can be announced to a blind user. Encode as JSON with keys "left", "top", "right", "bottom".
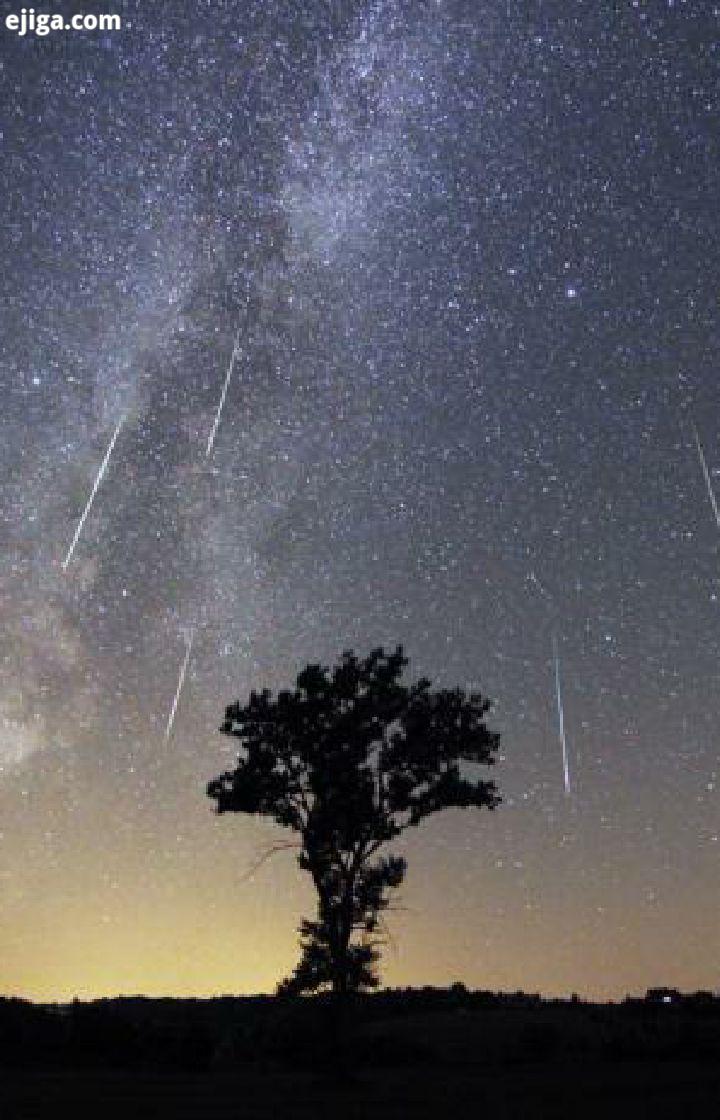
{"left": 3, "top": 991, "right": 719, "bottom": 1118}
{"left": 5, "top": 1061, "right": 720, "bottom": 1119}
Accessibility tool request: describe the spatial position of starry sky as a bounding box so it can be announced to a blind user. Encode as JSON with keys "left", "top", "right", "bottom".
{"left": 1, "top": 1, "right": 718, "bottom": 1002}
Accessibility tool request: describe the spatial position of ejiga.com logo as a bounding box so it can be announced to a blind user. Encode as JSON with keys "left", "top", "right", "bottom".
{"left": 5, "top": 8, "right": 122, "bottom": 36}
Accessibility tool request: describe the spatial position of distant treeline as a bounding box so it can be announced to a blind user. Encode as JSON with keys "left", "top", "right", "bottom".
{"left": 1, "top": 987, "right": 719, "bottom": 1072}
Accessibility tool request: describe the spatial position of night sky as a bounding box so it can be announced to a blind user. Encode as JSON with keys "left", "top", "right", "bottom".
{"left": 1, "top": 1, "right": 718, "bottom": 1002}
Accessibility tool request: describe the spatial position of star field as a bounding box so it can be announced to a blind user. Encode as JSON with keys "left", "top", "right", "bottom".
{"left": 0, "top": 1, "right": 718, "bottom": 1000}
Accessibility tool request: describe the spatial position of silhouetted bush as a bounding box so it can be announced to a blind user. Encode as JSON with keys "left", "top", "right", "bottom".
{"left": 2, "top": 989, "right": 719, "bottom": 1073}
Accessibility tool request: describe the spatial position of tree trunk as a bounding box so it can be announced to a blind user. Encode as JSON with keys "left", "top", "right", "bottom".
{"left": 327, "top": 880, "right": 354, "bottom": 1079}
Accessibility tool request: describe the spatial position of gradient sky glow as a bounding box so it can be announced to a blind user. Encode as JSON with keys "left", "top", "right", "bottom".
{"left": 1, "top": 0, "right": 718, "bottom": 1002}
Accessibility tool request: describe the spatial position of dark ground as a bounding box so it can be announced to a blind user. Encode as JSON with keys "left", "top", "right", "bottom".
{"left": 4, "top": 1061, "right": 720, "bottom": 1119}
{"left": 2, "top": 990, "right": 719, "bottom": 1118}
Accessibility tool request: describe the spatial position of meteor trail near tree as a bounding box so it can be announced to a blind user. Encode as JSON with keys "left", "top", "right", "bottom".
{"left": 206, "top": 328, "right": 241, "bottom": 459}
{"left": 165, "top": 629, "right": 194, "bottom": 740}
{"left": 691, "top": 422, "right": 720, "bottom": 530}
{"left": 62, "top": 413, "right": 126, "bottom": 570}
{"left": 552, "top": 634, "right": 571, "bottom": 796}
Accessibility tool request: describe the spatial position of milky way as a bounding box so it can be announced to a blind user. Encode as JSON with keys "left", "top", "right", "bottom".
{"left": 1, "top": 1, "right": 718, "bottom": 1000}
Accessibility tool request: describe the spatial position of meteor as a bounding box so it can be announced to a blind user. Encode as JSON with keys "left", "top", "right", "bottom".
{"left": 528, "top": 570, "right": 554, "bottom": 605}
{"left": 206, "top": 328, "right": 241, "bottom": 459}
{"left": 691, "top": 422, "right": 720, "bottom": 530}
{"left": 165, "top": 629, "right": 194, "bottom": 741}
{"left": 552, "top": 633, "right": 571, "bottom": 796}
{"left": 62, "top": 413, "right": 125, "bottom": 570}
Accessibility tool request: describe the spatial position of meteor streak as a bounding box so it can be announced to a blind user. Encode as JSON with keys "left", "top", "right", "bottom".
{"left": 164, "top": 629, "right": 194, "bottom": 741}
{"left": 206, "top": 328, "right": 241, "bottom": 459}
{"left": 691, "top": 422, "right": 720, "bottom": 530}
{"left": 62, "top": 413, "right": 126, "bottom": 570}
{"left": 528, "top": 570, "right": 554, "bottom": 605}
{"left": 165, "top": 630, "right": 194, "bottom": 740}
{"left": 552, "top": 633, "right": 571, "bottom": 796}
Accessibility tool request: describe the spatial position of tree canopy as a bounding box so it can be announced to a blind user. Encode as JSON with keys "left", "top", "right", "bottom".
{"left": 207, "top": 646, "right": 500, "bottom": 996}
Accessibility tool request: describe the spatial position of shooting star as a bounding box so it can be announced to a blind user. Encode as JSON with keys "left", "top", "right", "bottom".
{"left": 552, "top": 634, "right": 571, "bottom": 796}
{"left": 527, "top": 570, "right": 554, "bottom": 605}
{"left": 691, "top": 422, "right": 720, "bottom": 530}
{"left": 206, "top": 328, "right": 241, "bottom": 459}
{"left": 165, "top": 630, "right": 194, "bottom": 741}
{"left": 62, "top": 413, "right": 126, "bottom": 570}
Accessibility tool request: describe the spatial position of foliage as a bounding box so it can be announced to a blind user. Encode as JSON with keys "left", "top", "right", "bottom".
{"left": 207, "top": 646, "right": 500, "bottom": 995}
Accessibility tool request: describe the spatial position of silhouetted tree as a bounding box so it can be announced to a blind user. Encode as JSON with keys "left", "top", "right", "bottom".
{"left": 207, "top": 647, "right": 500, "bottom": 998}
